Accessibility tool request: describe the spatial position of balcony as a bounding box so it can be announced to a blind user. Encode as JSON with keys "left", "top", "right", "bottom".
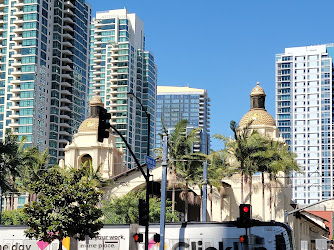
{"left": 62, "top": 57, "right": 72, "bottom": 63}
{"left": 61, "top": 65, "right": 72, "bottom": 71}
{"left": 61, "top": 89, "right": 71, "bottom": 96}
{"left": 8, "top": 122, "right": 20, "bottom": 128}
{"left": 14, "top": 2, "right": 25, "bottom": 7}
{"left": 64, "top": 8, "right": 74, "bottom": 16}
{"left": 59, "top": 130, "right": 70, "bottom": 136}
{"left": 63, "top": 25, "right": 74, "bottom": 32}
{"left": 13, "top": 19, "right": 24, "bottom": 24}
{"left": 12, "top": 36, "right": 23, "bottom": 41}
{"left": 11, "top": 70, "right": 22, "bottom": 76}
{"left": 62, "top": 41, "right": 73, "bottom": 48}
{"left": 63, "top": 33, "right": 74, "bottom": 40}
{"left": 59, "top": 122, "right": 71, "bottom": 128}
{"left": 63, "top": 17, "right": 74, "bottom": 24}
{"left": 62, "top": 49, "right": 73, "bottom": 56}
{"left": 9, "top": 113, "right": 20, "bottom": 119}
{"left": 60, "top": 114, "right": 71, "bottom": 120}
{"left": 64, "top": 0, "right": 75, "bottom": 8}
{"left": 11, "top": 88, "right": 22, "bottom": 93}
{"left": 60, "top": 97, "right": 71, "bottom": 103}
{"left": 59, "top": 138, "right": 69, "bottom": 144}
{"left": 60, "top": 106, "right": 71, "bottom": 112}
{"left": 61, "top": 73, "right": 72, "bottom": 79}
{"left": 61, "top": 81, "right": 71, "bottom": 88}
{"left": 9, "top": 104, "right": 20, "bottom": 110}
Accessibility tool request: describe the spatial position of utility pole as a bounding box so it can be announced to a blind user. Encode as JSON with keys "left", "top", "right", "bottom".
{"left": 159, "top": 135, "right": 168, "bottom": 250}
{"left": 202, "top": 161, "right": 208, "bottom": 222}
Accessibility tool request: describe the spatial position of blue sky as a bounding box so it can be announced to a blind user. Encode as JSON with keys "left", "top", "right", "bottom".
{"left": 90, "top": 0, "right": 334, "bottom": 150}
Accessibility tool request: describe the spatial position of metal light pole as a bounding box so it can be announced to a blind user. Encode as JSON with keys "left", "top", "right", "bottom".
{"left": 127, "top": 92, "right": 150, "bottom": 250}
{"left": 159, "top": 135, "right": 168, "bottom": 250}
{"left": 202, "top": 161, "right": 208, "bottom": 221}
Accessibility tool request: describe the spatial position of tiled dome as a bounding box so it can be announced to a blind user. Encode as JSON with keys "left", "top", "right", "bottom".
{"left": 78, "top": 117, "right": 99, "bottom": 132}
{"left": 239, "top": 109, "right": 276, "bottom": 127}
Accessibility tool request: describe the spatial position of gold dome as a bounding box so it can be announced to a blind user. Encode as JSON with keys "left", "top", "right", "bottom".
{"left": 250, "top": 82, "right": 265, "bottom": 97}
{"left": 90, "top": 94, "right": 103, "bottom": 106}
{"left": 78, "top": 117, "right": 99, "bottom": 132}
{"left": 239, "top": 109, "right": 276, "bottom": 127}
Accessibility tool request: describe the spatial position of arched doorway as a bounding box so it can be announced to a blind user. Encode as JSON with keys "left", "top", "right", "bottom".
{"left": 80, "top": 154, "right": 92, "bottom": 166}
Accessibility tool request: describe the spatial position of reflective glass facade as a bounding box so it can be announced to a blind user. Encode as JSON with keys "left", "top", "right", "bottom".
{"left": 0, "top": 0, "right": 91, "bottom": 164}
{"left": 156, "top": 86, "right": 210, "bottom": 154}
{"left": 90, "top": 9, "right": 157, "bottom": 168}
{"left": 276, "top": 44, "right": 334, "bottom": 204}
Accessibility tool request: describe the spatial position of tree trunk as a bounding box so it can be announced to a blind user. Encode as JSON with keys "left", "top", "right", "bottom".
{"left": 171, "top": 166, "right": 176, "bottom": 222}
{"left": 241, "top": 172, "right": 244, "bottom": 204}
{"left": 185, "top": 182, "right": 188, "bottom": 222}
{"left": 210, "top": 185, "right": 213, "bottom": 220}
{"left": 219, "top": 189, "right": 222, "bottom": 222}
{"left": 172, "top": 184, "right": 175, "bottom": 221}
{"left": 11, "top": 195, "right": 14, "bottom": 210}
{"left": 262, "top": 172, "right": 265, "bottom": 221}
{"left": 273, "top": 179, "right": 278, "bottom": 221}
{"left": 249, "top": 175, "right": 252, "bottom": 205}
{"left": 269, "top": 182, "right": 272, "bottom": 221}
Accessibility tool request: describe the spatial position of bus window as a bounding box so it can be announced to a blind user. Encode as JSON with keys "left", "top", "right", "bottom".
{"left": 276, "top": 233, "right": 287, "bottom": 250}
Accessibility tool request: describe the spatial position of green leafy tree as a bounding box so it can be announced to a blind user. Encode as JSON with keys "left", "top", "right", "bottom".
{"left": 102, "top": 189, "right": 178, "bottom": 224}
{"left": 0, "top": 132, "right": 23, "bottom": 197}
{"left": 1, "top": 208, "right": 27, "bottom": 225}
{"left": 24, "top": 167, "right": 103, "bottom": 250}
{"left": 16, "top": 147, "right": 49, "bottom": 203}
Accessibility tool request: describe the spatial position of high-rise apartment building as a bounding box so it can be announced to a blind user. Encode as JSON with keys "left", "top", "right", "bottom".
{"left": 90, "top": 9, "right": 157, "bottom": 168}
{"left": 276, "top": 44, "right": 334, "bottom": 204}
{"left": 0, "top": 0, "right": 91, "bottom": 164}
{"left": 156, "top": 86, "right": 210, "bottom": 154}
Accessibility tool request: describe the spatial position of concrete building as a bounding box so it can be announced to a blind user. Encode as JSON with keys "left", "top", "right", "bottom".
{"left": 276, "top": 44, "right": 334, "bottom": 204}
{"left": 0, "top": 0, "right": 91, "bottom": 165}
{"left": 62, "top": 94, "right": 125, "bottom": 179}
{"left": 156, "top": 86, "right": 210, "bottom": 154}
{"left": 89, "top": 9, "right": 157, "bottom": 168}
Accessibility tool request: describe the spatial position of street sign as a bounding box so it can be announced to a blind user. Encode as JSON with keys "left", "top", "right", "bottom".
{"left": 145, "top": 155, "right": 156, "bottom": 170}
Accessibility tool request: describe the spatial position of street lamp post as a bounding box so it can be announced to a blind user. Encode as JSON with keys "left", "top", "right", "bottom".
{"left": 127, "top": 92, "right": 150, "bottom": 250}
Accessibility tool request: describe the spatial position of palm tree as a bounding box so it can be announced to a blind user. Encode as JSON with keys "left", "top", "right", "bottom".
{"left": 265, "top": 141, "right": 298, "bottom": 220}
{"left": 16, "top": 147, "right": 49, "bottom": 203}
{"left": 242, "top": 136, "right": 298, "bottom": 220}
{"left": 207, "top": 149, "right": 230, "bottom": 221}
{"left": 215, "top": 120, "right": 266, "bottom": 204}
{"left": 161, "top": 119, "right": 203, "bottom": 221}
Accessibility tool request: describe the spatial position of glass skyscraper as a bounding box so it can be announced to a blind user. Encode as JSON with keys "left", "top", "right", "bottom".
{"left": 90, "top": 9, "right": 157, "bottom": 168}
{"left": 156, "top": 86, "right": 210, "bottom": 154}
{"left": 276, "top": 44, "right": 334, "bottom": 204}
{"left": 0, "top": 0, "right": 91, "bottom": 164}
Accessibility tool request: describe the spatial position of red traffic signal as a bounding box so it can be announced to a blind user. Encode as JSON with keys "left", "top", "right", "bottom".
{"left": 239, "top": 235, "right": 248, "bottom": 244}
{"left": 134, "top": 233, "right": 143, "bottom": 243}
{"left": 238, "top": 204, "right": 252, "bottom": 228}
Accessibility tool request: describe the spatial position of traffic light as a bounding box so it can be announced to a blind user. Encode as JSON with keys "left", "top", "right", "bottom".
{"left": 138, "top": 198, "right": 149, "bottom": 226}
{"left": 133, "top": 233, "right": 143, "bottom": 243}
{"left": 98, "top": 107, "right": 111, "bottom": 142}
{"left": 239, "top": 235, "right": 248, "bottom": 244}
{"left": 153, "top": 233, "right": 160, "bottom": 243}
{"left": 237, "top": 204, "right": 252, "bottom": 228}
